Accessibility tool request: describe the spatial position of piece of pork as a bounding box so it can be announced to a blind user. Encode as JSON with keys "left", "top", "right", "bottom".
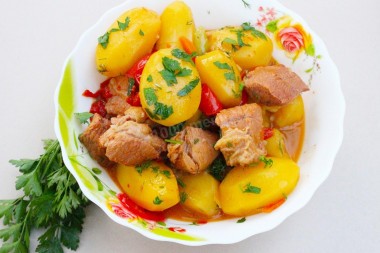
{"left": 79, "top": 113, "right": 115, "bottom": 168}
{"left": 167, "top": 127, "right": 219, "bottom": 174}
{"left": 105, "top": 96, "right": 130, "bottom": 116}
{"left": 99, "top": 119, "right": 166, "bottom": 166}
{"left": 108, "top": 75, "right": 131, "bottom": 99}
{"left": 110, "top": 107, "right": 156, "bottom": 128}
{"left": 214, "top": 104, "right": 266, "bottom": 166}
{"left": 244, "top": 65, "right": 309, "bottom": 106}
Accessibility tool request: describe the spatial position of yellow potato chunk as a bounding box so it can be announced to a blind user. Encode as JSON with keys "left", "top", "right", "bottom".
{"left": 96, "top": 8, "right": 161, "bottom": 77}
{"left": 273, "top": 95, "right": 305, "bottom": 128}
{"left": 156, "top": 1, "right": 195, "bottom": 50}
{"left": 194, "top": 27, "right": 209, "bottom": 55}
{"left": 196, "top": 50, "right": 242, "bottom": 108}
{"left": 208, "top": 26, "right": 273, "bottom": 70}
{"left": 180, "top": 172, "right": 220, "bottom": 217}
{"left": 265, "top": 129, "right": 289, "bottom": 158}
{"left": 219, "top": 157, "right": 299, "bottom": 216}
{"left": 116, "top": 161, "right": 179, "bottom": 212}
{"left": 140, "top": 48, "right": 201, "bottom": 126}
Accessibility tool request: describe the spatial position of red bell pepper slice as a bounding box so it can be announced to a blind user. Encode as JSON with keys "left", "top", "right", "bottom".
{"left": 126, "top": 54, "right": 152, "bottom": 86}
{"left": 263, "top": 127, "right": 274, "bottom": 140}
{"left": 199, "top": 84, "right": 224, "bottom": 116}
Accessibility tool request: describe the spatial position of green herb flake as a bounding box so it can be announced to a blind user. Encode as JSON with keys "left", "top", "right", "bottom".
{"left": 239, "top": 82, "right": 245, "bottom": 92}
{"left": 282, "top": 193, "right": 288, "bottom": 200}
{"left": 127, "top": 78, "right": 135, "bottom": 96}
{"left": 118, "top": 17, "right": 130, "bottom": 31}
{"left": 162, "top": 57, "right": 182, "bottom": 72}
{"left": 190, "top": 221, "right": 199, "bottom": 226}
{"left": 224, "top": 72, "right": 236, "bottom": 81}
{"left": 153, "top": 102, "right": 173, "bottom": 120}
{"left": 242, "top": 22, "right": 267, "bottom": 41}
{"left": 249, "top": 163, "right": 259, "bottom": 167}
{"left": 165, "top": 139, "right": 184, "bottom": 145}
{"left": 237, "top": 217, "right": 246, "bottom": 223}
{"left": 177, "top": 179, "right": 186, "bottom": 188}
{"left": 242, "top": 182, "right": 261, "bottom": 194}
{"left": 139, "top": 29, "right": 144, "bottom": 36}
{"left": 259, "top": 156, "right": 273, "bottom": 168}
{"left": 98, "top": 32, "right": 110, "bottom": 49}
{"left": 135, "top": 160, "right": 152, "bottom": 175}
{"left": 171, "top": 49, "right": 196, "bottom": 64}
{"left": 74, "top": 112, "right": 94, "bottom": 125}
{"left": 143, "top": 88, "right": 157, "bottom": 106}
{"left": 214, "top": 61, "right": 232, "bottom": 70}
{"left": 223, "top": 37, "right": 238, "bottom": 45}
{"left": 147, "top": 75, "right": 153, "bottom": 82}
{"left": 180, "top": 192, "right": 187, "bottom": 204}
{"left": 177, "top": 78, "right": 200, "bottom": 97}
{"left": 153, "top": 196, "right": 163, "bottom": 205}
{"left": 208, "top": 156, "right": 227, "bottom": 181}
{"left": 159, "top": 69, "right": 177, "bottom": 86}
{"left": 194, "top": 139, "right": 200, "bottom": 144}
{"left": 227, "top": 142, "right": 233, "bottom": 147}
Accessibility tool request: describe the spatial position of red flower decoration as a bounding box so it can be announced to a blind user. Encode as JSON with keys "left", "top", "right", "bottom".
{"left": 278, "top": 27, "right": 305, "bottom": 53}
{"left": 110, "top": 202, "right": 137, "bottom": 220}
{"left": 168, "top": 227, "right": 186, "bottom": 233}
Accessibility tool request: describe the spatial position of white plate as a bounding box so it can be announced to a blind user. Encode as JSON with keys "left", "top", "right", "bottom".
{"left": 54, "top": 0, "right": 345, "bottom": 246}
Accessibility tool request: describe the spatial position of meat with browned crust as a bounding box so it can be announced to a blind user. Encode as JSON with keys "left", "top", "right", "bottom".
{"left": 99, "top": 119, "right": 166, "bottom": 166}
{"left": 78, "top": 113, "right": 115, "bottom": 168}
{"left": 105, "top": 96, "right": 130, "bottom": 116}
{"left": 214, "top": 104, "right": 266, "bottom": 166}
{"left": 244, "top": 65, "right": 309, "bottom": 106}
{"left": 167, "top": 127, "right": 219, "bottom": 174}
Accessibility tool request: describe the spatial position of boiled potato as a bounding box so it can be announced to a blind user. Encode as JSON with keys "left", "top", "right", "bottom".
{"left": 273, "top": 95, "right": 304, "bottom": 128}
{"left": 265, "top": 129, "right": 289, "bottom": 158}
{"left": 179, "top": 172, "right": 220, "bottom": 217}
{"left": 156, "top": 1, "right": 195, "bottom": 50}
{"left": 208, "top": 26, "right": 273, "bottom": 70}
{"left": 140, "top": 48, "right": 201, "bottom": 126}
{"left": 219, "top": 157, "right": 299, "bottom": 216}
{"left": 116, "top": 161, "right": 179, "bottom": 211}
{"left": 96, "top": 8, "right": 161, "bottom": 77}
{"left": 194, "top": 27, "right": 209, "bottom": 55}
{"left": 196, "top": 50, "right": 242, "bottom": 108}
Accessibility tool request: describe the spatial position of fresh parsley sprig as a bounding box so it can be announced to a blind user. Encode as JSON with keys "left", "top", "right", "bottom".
{"left": 0, "top": 140, "right": 89, "bottom": 253}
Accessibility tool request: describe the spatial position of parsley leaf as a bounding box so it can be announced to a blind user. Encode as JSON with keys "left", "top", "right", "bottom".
{"left": 127, "top": 78, "right": 135, "bottom": 96}
{"left": 242, "top": 22, "right": 267, "bottom": 41}
{"left": 135, "top": 160, "right": 152, "bottom": 175}
{"left": 237, "top": 217, "right": 246, "bottom": 223}
{"left": 98, "top": 32, "right": 110, "bottom": 49}
{"left": 143, "top": 88, "right": 157, "bottom": 106}
{"left": 214, "top": 61, "right": 232, "bottom": 70}
{"left": 223, "top": 37, "right": 238, "bottom": 45}
{"left": 118, "top": 17, "right": 130, "bottom": 31}
{"left": 177, "top": 78, "right": 200, "bottom": 97}
{"left": 159, "top": 69, "right": 177, "bottom": 86}
{"left": 165, "top": 139, "right": 184, "bottom": 145}
{"left": 153, "top": 102, "right": 173, "bottom": 120}
{"left": 176, "top": 68, "right": 192, "bottom": 77}
{"left": 237, "top": 30, "right": 251, "bottom": 47}
{"left": 74, "top": 112, "right": 94, "bottom": 125}
{"left": 259, "top": 156, "right": 273, "bottom": 168}
{"left": 162, "top": 57, "right": 181, "bottom": 72}
{"left": 194, "top": 139, "right": 199, "bottom": 144}
{"left": 242, "top": 182, "right": 261, "bottom": 194}
{"left": 208, "top": 156, "right": 227, "bottom": 181}
{"left": 153, "top": 196, "right": 163, "bottom": 205}
{"left": 177, "top": 179, "right": 186, "bottom": 188}
{"left": 139, "top": 29, "right": 144, "bottom": 36}
{"left": 180, "top": 192, "right": 187, "bottom": 204}
{"left": 224, "top": 72, "right": 236, "bottom": 81}
{"left": 171, "top": 49, "right": 196, "bottom": 64}
{"left": 147, "top": 75, "right": 153, "bottom": 82}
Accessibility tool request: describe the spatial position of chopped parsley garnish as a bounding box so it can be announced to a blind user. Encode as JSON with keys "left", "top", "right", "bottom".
{"left": 177, "top": 78, "right": 200, "bottom": 97}
{"left": 239, "top": 82, "right": 245, "bottom": 92}
{"left": 176, "top": 68, "right": 193, "bottom": 77}
{"left": 194, "top": 139, "right": 200, "bottom": 144}
{"left": 259, "top": 156, "right": 273, "bottom": 168}
{"left": 162, "top": 57, "right": 181, "bottom": 72}
{"left": 171, "top": 49, "right": 196, "bottom": 64}
{"left": 147, "top": 75, "right": 153, "bottom": 82}
{"left": 143, "top": 88, "right": 157, "bottom": 106}
{"left": 236, "top": 30, "right": 250, "bottom": 47}
{"left": 74, "top": 112, "right": 94, "bottom": 125}
{"left": 151, "top": 166, "right": 171, "bottom": 179}
{"left": 223, "top": 37, "right": 238, "bottom": 45}
{"left": 189, "top": 221, "right": 199, "bottom": 226}
{"left": 179, "top": 192, "right": 187, "bottom": 204}
{"left": 242, "top": 22, "right": 267, "bottom": 41}
{"left": 98, "top": 16, "right": 130, "bottom": 49}
{"left": 214, "top": 61, "right": 232, "bottom": 70}
{"left": 153, "top": 196, "right": 163, "bottom": 205}
{"left": 153, "top": 102, "right": 174, "bottom": 120}
{"left": 224, "top": 72, "right": 236, "bottom": 81}
{"left": 127, "top": 78, "right": 135, "bottom": 96}
{"left": 145, "top": 108, "right": 160, "bottom": 120}
{"left": 177, "top": 179, "right": 186, "bottom": 188}
{"left": 165, "top": 139, "right": 183, "bottom": 145}
{"left": 227, "top": 142, "right": 233, "bottom": 147}
{"left": 208, "top": 156, "right": 227, "bottom": 181}
{"left": 279, "top": 140, "right": 284, "bottom": 155}
{"left": 159, "top": 57, "right": 192, "bottom": 86}
{"left": 117, "top": 17, "right": 130, "bottom": 31}
{"left": 135, "top": 160, "right": 152, "bottom": 175}
{"left": 249, "top": 163, "right": 259, "bottom": 167}
{"left": 242, "top": 183, "right": 261, "bottom": 194}
{"left": 159, "top": 70, "right": 177, "bottom": 86}
{"left": 282, "top": 193, "right": 288, "bottom": 200}
{"left": 139, "top": 29, "right": 144, "bottom": 36}
{"left": 237, "top": 217, "right": 246, "bottom": 223}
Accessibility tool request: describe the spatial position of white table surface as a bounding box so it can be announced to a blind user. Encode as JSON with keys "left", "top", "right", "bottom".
{"left": 0, "top": 0, "right": 379, "bottom": 252}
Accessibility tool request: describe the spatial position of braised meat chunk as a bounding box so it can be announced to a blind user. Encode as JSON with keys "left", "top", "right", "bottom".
{"left": 99, "top": 118, "right": 166, "bottom": 166}
{"left": 244, "top": 65, "right": 309, "bottom": 106}
{"left": 105, "top": 96, "right": 130, "bottom": 116}
{"left": 214, "top": 104, "right": 266, "bottom": 166}
{"left": 104, "top": 75, "right": 133, "bottom": 116}
{"left": 78, "top": 113, "right": 115, "bottom": 168}
{"left": 167, "top": 127, "right": 219, "bottom": 174}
